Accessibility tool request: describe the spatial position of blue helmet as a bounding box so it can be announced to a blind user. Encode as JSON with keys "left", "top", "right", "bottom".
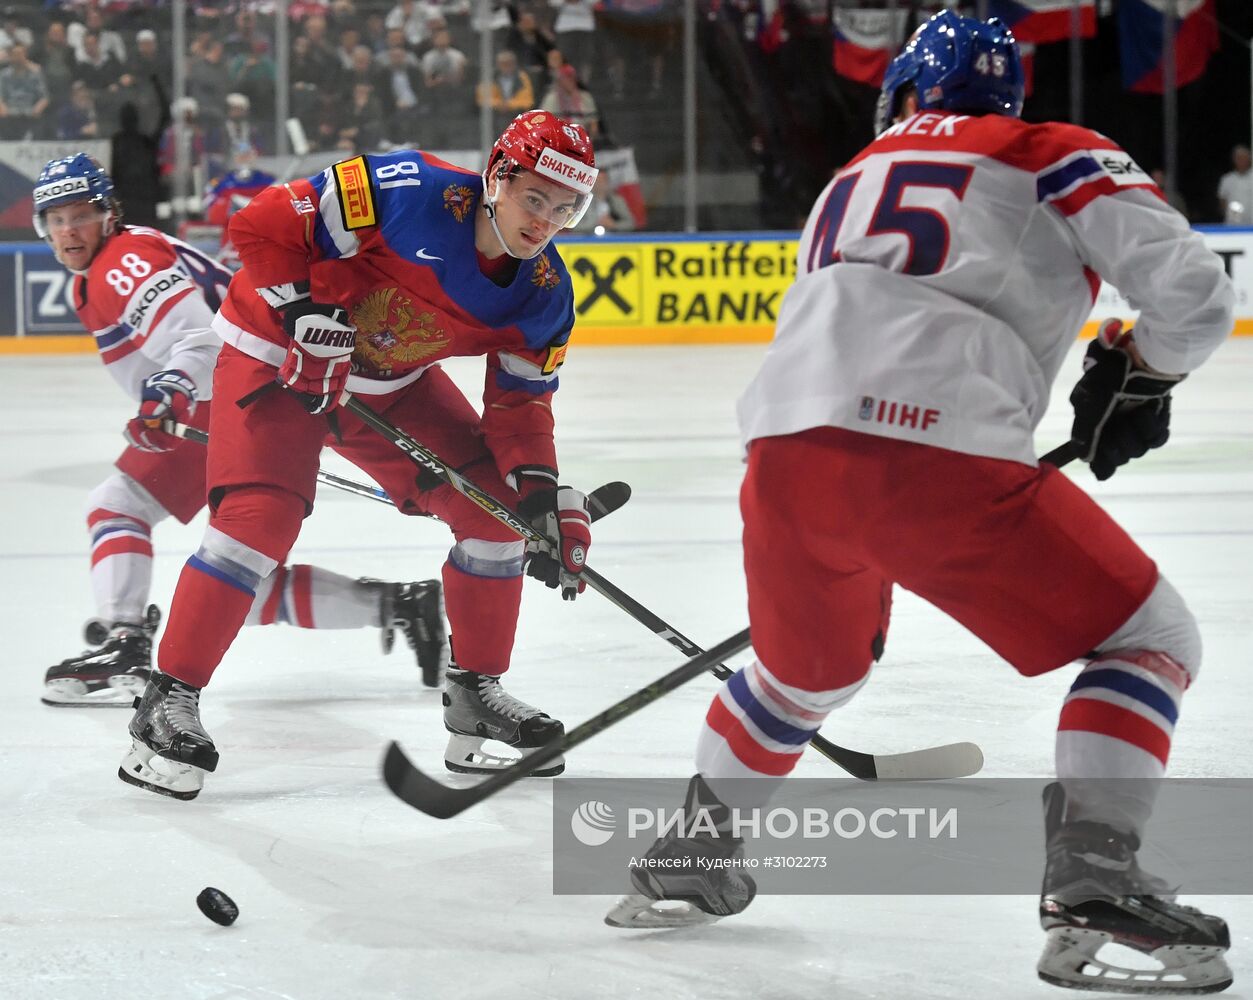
{"left": 874, "top": 11, "right": 1024, "bottom": 135}
{"left": 32, "top": 153, "right": 119, "bottom": 239}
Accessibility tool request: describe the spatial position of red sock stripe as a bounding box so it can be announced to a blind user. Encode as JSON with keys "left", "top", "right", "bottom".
{"left": 705, "top": 696, "right": 805, "bottom": 777}
{"left": 88, "top": 507, "right": 150, "bottom": 532}
{"left": 1058, "top": 697, "right": 1172, "bottom": 766}
{"left": 291, "top": 564, "right": 315, "bottom": 628}
{"left": 91, "top": 535, "right": 154, "bottom": 566}
{"left": 259, "top": 565, "right": 286, "bottom": 626}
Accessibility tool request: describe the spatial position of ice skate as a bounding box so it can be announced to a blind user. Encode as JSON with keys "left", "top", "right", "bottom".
{"left": 117, "top": 671, "right": 219, "bottom": 801}
{"left": 606, "top": 775, "right": 757, "bottom": 929}
{"left": 1036, "top": 783, "right": 1232, "bottom": 994}
{"left": 442, "top": 664, "right": 564, "bottom": 776}
{"left": 379, "top": 580, "right": 448, "bottom": 687}
{"left": 42, "top": 605, "right": 161, "bottom": 706}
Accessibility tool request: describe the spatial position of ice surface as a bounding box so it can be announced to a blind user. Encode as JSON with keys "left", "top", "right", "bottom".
{"left": 1, "top": 340, "right": 1250, "bottom": 1000}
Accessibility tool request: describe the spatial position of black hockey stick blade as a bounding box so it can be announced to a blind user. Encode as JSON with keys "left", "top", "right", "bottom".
{"left": 588, "top": 481, "right": 631, "bottom": 522}
{"left": 382, "top": 627, "right": 752, "bottom": 818}
{"left": 1041, "top": 440, "right": 1078, "bottom": 468}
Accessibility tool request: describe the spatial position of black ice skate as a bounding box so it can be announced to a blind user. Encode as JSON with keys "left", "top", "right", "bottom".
{"left": 117, "top": 671, "right": 219, "bottom": 801}
{"left": 378, "top": 579, "right": 448, "bottom": 687}
{"left": 442, "top": 664, "right": 565, "bottom": 776}
{"left": 1037, "top": 783, "right": 1232, "bottom": 995}
{"left": 42, "top": 606, "right": 161, "bottom": 707}
{"left": 605, "top": 774, "right": 758, "bottom": 930}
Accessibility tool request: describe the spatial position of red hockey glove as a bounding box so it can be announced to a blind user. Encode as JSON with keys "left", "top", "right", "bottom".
{"left": 124, "top": 369, "right": 196, "bottom": 453}
{"left": 277, "top": 302, "right": 357, "bottom": 415}
{"left": 517, "top": 479, "right": 592, "bottom": 601}
{"left": 1070, "top": 319, "right": 1184, "bottom": 481}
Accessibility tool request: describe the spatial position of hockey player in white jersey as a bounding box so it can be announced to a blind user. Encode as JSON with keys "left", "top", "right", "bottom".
{"left": 34, "top": 154, "right": 447, "bottom": 706}
{"left": 605, "top": 13, "right": 1234, "bottom": 994}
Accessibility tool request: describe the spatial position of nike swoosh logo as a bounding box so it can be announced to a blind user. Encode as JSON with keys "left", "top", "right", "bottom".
{"left": 415, "top": 248, "right": 443, "bottom": 261}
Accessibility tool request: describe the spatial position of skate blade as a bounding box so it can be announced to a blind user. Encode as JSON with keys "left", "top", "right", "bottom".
{"left": 1037, "top": 926, "right": 1234, "bottom": 994}
{"left": 117, "top": 741, "right": 207, "bottom": 801}
{"left": 41, "top": 675, "right": 145, "bottom": 707}
{"left": 444, "top": 733, "right": 565, "bottom": 777}
{"left": 604, "top": 894, "right": 722, "bottom": 930}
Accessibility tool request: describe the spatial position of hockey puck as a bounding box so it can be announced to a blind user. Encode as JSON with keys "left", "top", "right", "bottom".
{"left": 196, "top": 887, "right": 239, "bottom": 926}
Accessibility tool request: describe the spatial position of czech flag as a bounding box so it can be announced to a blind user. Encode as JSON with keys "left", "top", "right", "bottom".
{"left": 832, "top": 7, "right": 910, "bottom": 87}
{"left": 1118, "top": 0, "right": 1219, "bottom": 93}
{"left": 985, "top": 0, "right": 1095, "bottom": 44}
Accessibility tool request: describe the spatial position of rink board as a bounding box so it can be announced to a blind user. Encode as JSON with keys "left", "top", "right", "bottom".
{"left": 2, "top": 228, "right": 1252, "bottom": 351}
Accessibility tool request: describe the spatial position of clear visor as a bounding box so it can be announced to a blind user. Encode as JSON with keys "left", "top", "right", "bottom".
{"left": 34, "top": 199, "right": 107, "bottom": 240}
{"left": 499, "top": 169, "right": 594, "bottom": 230}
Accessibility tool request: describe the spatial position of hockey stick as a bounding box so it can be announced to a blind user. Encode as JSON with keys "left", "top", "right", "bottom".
{"left": 1040, "top": 440, "right": 1079, "bottom": 468}
{"left": 163, "top": 419, "right": 634, "bottom": 520}
{"left": 383, "top": 627, "right": 753, "bottom": 818}
{"left": 346, "top": 396, "right": 982, "bottom": 783}
{"left": 161, "top": 420, "right": 395, "bottom": 506}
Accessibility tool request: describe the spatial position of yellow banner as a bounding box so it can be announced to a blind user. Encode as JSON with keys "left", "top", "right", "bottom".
{"left": 562, "top": 238, "right": 799, "bottom": 344}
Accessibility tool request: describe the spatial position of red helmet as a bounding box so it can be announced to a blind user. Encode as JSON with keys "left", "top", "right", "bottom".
{"left": 487, "top": 109, "right": 597, "bottom": 202}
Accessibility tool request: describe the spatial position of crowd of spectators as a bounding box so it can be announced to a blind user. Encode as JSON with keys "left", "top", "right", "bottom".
{"left": 0, "top": 1, "right": 684, "bottom": 184}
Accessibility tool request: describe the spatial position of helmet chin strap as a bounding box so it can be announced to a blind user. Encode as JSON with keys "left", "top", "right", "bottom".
{"left": 481, "top": 168, "right": 551, "bottom": 261}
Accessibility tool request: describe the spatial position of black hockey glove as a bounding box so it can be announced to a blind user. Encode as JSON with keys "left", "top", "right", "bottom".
{"left": 1069, "top": 321, "right": 1184, "bottom": 481}
{"left": 515, "top": 470, "right": 592, "bottom": 601}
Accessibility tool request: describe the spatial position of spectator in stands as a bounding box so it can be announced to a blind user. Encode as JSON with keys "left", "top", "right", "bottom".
{"left": 471, "top": 0, "right": 513, "bottom": 44}
{"left": 133, "top": 30, "right": 172, "bottom": 93}
{"left": 540, "top": 63, "right": 599, "bottom": 138}
{"left": 35, "top": 20, "right": 75, "bottom": 111}
{"left": 419, "top": 28, "right": 467, "bottom": 148}
{"left": 507, "top": 9, "right": 557, "bottom": 94}
{"left": 337, "top": 80, "right": 385, "bottom": 151}
{"left": 0, "top": 12, "right": 33, "bottom": 53}
{"left": 1218, "top": 145, "right": 1253, "bottom": 225}
{"left": 290, "top": 34, "right": 326, "bottom": 126}
{"left": 224, "top": 92, "right": 266, "bottom": 158}
{"left": 386, "top": 0, "right": 430, "bottom": 48}
{"left": 310, "top": 89, "right": 346, "bottom": 151}
{"left": 478, "top": 49, "right": 535, "bottom": 130}
{"left": 377, "top": 28, "right": 411, "bottom": 63}
{"left": 111, "top": 96, "right": 171, "bottom": 229}
{"left": 301, "top": 13, "right": 339, "bottom": 66}
{"left": 344, "top": 43, "right": 385, "bottom": 93}
{"left": 0, "top": 44, "right": 49, "bottom": 140}
{"left": 75, "top": 31, "right": 122, "bottom": 92}
{"left": 335, "top": 27, "right": 362, "bottom": 72}
{"left": 69, "top": 7, "right": 125, "bottom": 65}
{"left": 549, "top": 0, "right": 597, "bottom": 87}
{"left": 224, "top": 8, "right": 267, "bottom": 62}
{"left": 187, "top": 38, "right": 230, "bottom": 136}
{"left": 573, "top": 170, "right": 636, "bottom": 234}
{"left": 380, "top": 42, "right": 423, "bottom": 142}
{"left": 229, "top": 38, "right": 276, "bottom": 121}
{"left": 363, "top": 12, "right": 389, "bottom": 53}
{"left": 56, "top": 78, "right": 98, "bottom": 139}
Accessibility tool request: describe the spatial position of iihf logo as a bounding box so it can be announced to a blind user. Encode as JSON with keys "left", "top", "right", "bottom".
{"left": 859, "top": 396, "right": 875, "bottom": 420}
{"left": 571, "top": 800, "right": 616, "bottom": 846}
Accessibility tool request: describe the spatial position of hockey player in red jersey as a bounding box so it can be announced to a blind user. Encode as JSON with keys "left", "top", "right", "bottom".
{"left": 34, "top": 154, "right": 446, "bottom": 708}
{"left": 117, "top": 111, "right": 599, "bottom": 800}
{"left": 203, "top": 143, "right": 277, "bottom": 271}
{"left": 605, "top": 14, "right": 1235, "bottom": 995}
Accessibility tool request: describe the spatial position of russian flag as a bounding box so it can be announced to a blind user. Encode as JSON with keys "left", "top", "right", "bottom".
{"left": 1118, "top": 0, "right": 1219, "bottom": 94}
{"left": 985, "top": 0, "right": 1095, "bottom": 44}
{"left": 832, "top": 8, "right": 910, "bottom": 87}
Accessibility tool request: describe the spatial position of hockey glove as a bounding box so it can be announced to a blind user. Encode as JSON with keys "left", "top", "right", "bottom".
{"left": 124, "top": 369, "right": 196, "bottom": 453}
{"left": 1070, "top": 319, "right": 1185, "bottom": 481}
{"left": 277, "top": 302, "right": 357, "bottom": 415}
{"left": 516, "top": 479, "right": 592, "bottom": 601}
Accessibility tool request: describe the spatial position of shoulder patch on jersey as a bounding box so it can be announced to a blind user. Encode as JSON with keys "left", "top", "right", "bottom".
{"left": 1086, "top": 149, "right": 1150, "bottom": 186}
{"left": 531, "top": 253, "right": 561, "bottom": 290}
{"left": 541, "top": 342, "right": 567, "bottom": 374}
{"left": 333, "top": 156, "right": 377, "bottom": 230}
{"left": 443, "top": 183, "right": 475, "bottom": 222}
